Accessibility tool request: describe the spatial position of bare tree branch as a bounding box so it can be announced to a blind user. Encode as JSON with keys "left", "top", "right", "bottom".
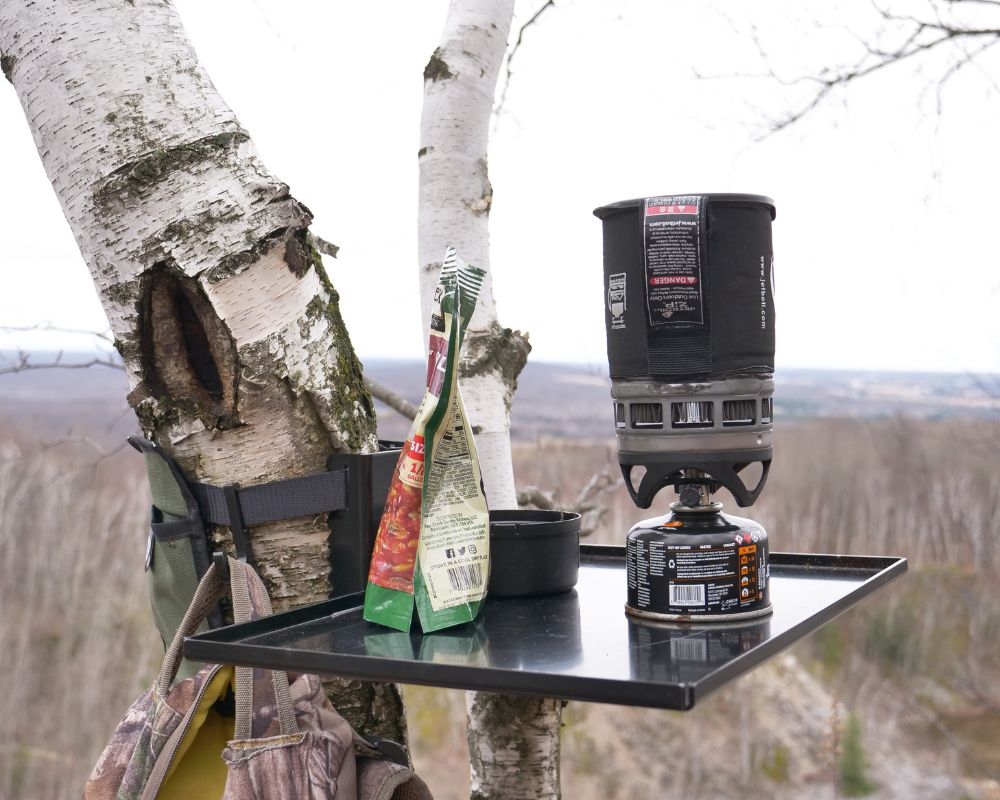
{"left": 361, "top": 369, "right": 623, "bottom": 536}
{"left": 572, "top": 466, "right": 623, "bottom": 537}
{"left": 494, "top": 0, "right": 556, "bottom": 118}
{"left": 0, "top": 349, "right": 124, "bottom": 376}
{"left": 1, "top": 321, "right": 114, "bottom": 342}
{"left": 573, "top": 466, "right": 622, "bottom": 507}
{"left": 363, "top": 376, "right": 418, "bottom": 420}
{"left": 944, "top": 0, "right": 1000, "bottom": 8}
{"left": 0, "top": 323, "right": 124, "bottom": 375}
{"left": 935, "top": 34, "right": 1000, "bottom": 110}
{"left": 755, "top": 0, "right": 1000, "bottom": 136}
{"left": 768, "top": 31, "right": 963, "bottom": 136}
{"left": 0, "top": 436, "right": 128, "bottom": 464}
{"left": 516, "top": 485, "right": 556, "bottom": 510}
{"left": 516, "top": 465, "right": 623, "bottom": 537}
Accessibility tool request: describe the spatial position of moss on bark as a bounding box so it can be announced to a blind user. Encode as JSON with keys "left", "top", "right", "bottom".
{"left": 298, "top": 297, "right": 376, "bottom": 452}
{"left": 303, "top": 252, "right": 378, "bottom": 451}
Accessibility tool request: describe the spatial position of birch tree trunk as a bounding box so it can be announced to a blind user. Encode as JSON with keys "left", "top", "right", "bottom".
{"left": 417, "top": 3, "right": 562, "bottom": 798}
{"left": 0, "top": 0, "right": 405, "bottom": 741}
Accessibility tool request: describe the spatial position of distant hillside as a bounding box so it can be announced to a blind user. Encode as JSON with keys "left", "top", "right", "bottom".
{"left": 368, "top": 360, "right": 1000, "bottom": 440}
{"left": 1, "top": 352, "right": 997, "bottom": 445}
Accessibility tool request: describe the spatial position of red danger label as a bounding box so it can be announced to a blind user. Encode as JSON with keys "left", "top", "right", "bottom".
{"left": 646, "top": 204, "right": 698, "bottom": 216}
{"left": 643, "top": 195, "right": 705, "bottom": 326}
{"left": 650, "top": 276, "right": 698, "bottom": 286}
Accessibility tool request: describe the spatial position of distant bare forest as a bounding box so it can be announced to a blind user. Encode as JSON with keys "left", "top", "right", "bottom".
{"left": 0, "top": 360, "right": 998, "bottom": 798}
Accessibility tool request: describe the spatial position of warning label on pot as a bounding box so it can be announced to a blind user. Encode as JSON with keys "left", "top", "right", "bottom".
{"left": 643, "top": 195, "right": 704, "bottom": 326}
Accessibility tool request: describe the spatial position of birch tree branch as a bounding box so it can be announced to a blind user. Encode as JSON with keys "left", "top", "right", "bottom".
{"left": 364, "top": 376, "right": 419, "bottom": 420}
{"left": 573, "top": 466, "right": 624, "bottom": 537}
{"left": 516, "top": 485, "right": 556, "bottom": 510}
{"left": 517, "top": 465, "right": 623, "bottom": 537}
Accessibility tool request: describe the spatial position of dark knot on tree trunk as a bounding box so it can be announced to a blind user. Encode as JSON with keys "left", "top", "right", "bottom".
{"left": 460, "top": 322, "right": 531, "bottom": 410}
{"left": 424, "top": 48, "right": 454, "bottom": 82}
{"left": 0, "top": 53, "right": 15, "bottom": 83}
{"left": 131, "top": 261, "right": 241, "bottom": 433}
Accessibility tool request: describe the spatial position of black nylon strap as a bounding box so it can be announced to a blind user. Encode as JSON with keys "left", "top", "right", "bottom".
{"left": 189, "top": 469, "right": 349, "bottom": 528}
{"left": 646, "top": 328, "right": 712, "bottom": 377}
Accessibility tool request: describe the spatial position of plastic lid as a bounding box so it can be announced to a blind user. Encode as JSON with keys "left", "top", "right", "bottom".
{"left": 489, "top": 509, "right": 581, "bottom": 539}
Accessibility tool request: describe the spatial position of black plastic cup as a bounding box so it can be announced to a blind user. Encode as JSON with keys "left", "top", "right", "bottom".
{"left": 488, "top": 509, "right": 581, "bottom": 597}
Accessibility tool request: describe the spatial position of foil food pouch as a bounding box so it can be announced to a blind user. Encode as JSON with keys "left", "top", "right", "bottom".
{"left": 363, "top": 249, "right": 488, "bottom": 632}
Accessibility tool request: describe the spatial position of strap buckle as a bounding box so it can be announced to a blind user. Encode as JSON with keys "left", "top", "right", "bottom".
{"left": 222, "top": 483, "right": 252, "bottom": 563}
{"left": 361, "top": 735, "right": 410, "bottom": 767}
{"left": 213, "top": 482, "right": 252, "bottom": 583}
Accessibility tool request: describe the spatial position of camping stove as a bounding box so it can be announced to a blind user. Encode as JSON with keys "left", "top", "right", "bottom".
{"left": 594, "top": 194, "right": 776, "bottom": 621}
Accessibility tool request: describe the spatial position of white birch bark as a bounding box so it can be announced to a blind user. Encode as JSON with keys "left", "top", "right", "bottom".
{"left": 418, "top": 0, "right": 528, "bottom": 514}
{"left": 0, "top": 0, "right": 404, "bottom": 740}
{"left": 417, "top": 2, "right": 562, "bottom": 798}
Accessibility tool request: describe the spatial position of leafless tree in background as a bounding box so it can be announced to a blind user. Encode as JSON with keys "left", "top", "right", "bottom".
{"left": 760, "top": 0, "right": 1000, "bottom": 132}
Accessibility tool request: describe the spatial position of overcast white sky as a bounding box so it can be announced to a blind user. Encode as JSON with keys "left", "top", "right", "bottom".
{"left": 1, "top": 0, "right": 998, "bottom": 374}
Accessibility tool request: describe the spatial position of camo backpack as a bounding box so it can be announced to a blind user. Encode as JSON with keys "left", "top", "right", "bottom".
{"left": 83, "top": 557, "right": 431, "bottom": 800}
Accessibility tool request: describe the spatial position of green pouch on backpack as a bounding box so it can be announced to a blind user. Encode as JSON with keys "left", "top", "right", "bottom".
{"left": 129, "top": 436, "right": 219, "bottom": 676}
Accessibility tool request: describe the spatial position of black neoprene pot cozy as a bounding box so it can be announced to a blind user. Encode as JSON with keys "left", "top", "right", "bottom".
{"left": 594, "top": 194, "right": 777, "bottom": 509}
{"left": 488, "top": 510, "right": 581, "bottom": 597}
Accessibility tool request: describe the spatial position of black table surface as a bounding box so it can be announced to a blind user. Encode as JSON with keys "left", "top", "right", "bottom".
{"left": 185, "top": 545, "right": 906, "bottom": 710}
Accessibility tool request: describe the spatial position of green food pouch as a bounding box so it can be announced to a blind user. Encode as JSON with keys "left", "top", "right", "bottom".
{"left": 363, "top": 248, "right": 488, "bottom": 631}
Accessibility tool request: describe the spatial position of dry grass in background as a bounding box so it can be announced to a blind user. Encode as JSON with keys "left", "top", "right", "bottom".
{"left": 0, "top": 428, "right": 158, "bottom": 800}
{"left": 413, "top": 420, "right": 1000, "bottom": 800}
{"left": 1, "top": 416, "right": 998, "bottom": 798}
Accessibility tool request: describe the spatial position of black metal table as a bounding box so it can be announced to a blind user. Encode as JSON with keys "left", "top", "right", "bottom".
{"left": 185, "top": 545, "right": 906, "bottom": 710}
